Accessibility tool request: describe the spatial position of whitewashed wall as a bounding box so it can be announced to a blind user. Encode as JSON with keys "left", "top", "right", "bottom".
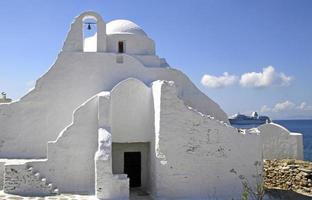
{"left": 151, "top": 81, "right": 263, "bottom": 199}
{"left": 106, "top": 34, "right": 155, "bottom": 55}
{"left": 2, "top": 78, "right": 262, "bottom": 199}
{"left": 0, "top": 11, "right": 227, "bottom": 158}
{"left": 0, "top": 50, "right": 227, "bottom": 158}
{"left": 258, "top": 123, "right": 303, "bottom": 160}
{"left": 110, "top": 78, "right": 154, "bottom": 143}
{"left": 28, "top": 94, "right": 100, "bottom": 193}
{"left": 24, "top": 79, "right": 154, "bottom": 194}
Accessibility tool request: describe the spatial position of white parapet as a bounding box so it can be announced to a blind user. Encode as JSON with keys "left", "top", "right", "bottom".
{"left": 258, "top": 123, "right": 304, "bottom": 160}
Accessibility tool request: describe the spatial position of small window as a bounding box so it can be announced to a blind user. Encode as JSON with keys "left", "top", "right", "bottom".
{"left": 118, "top": 41, "right": 125, "bottom": 53}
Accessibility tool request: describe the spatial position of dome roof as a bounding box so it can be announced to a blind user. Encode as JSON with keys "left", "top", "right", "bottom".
{"left": 106, "top": 19, "right": 147, "bottom": 37}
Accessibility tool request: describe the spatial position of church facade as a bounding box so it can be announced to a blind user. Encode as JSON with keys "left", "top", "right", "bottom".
{"left": 0, "top": 11, "right": 302, "bottom": 199}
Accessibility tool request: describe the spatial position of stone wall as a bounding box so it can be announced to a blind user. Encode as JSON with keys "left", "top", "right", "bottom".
{"left": 264, "top": 159, "right": 312, "bottom": 197}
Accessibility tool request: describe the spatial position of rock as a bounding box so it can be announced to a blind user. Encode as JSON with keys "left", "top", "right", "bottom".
{"left": 264, "top": 159, "right": 312, "bottom": 197}
{"left": 299, "top": 168, "right": 312, "bottom": 173}
{"left": 289, "top": 164, "right": 300, "bottom": 169}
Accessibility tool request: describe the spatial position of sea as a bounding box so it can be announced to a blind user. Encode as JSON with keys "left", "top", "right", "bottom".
{"left": 273, "top": 119, "right": 312, "bottom": 161}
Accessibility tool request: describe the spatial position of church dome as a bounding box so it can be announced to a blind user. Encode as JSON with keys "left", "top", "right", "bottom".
{"left": 106, "top": 19, "right": 147, "bottom": 37}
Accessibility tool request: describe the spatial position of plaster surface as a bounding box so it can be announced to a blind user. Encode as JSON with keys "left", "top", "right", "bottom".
{"left": 258, "top": 123, "right": 304, "bottom": 160}
{"left": 150, "top": 80, "right": 263, "bottom": 199}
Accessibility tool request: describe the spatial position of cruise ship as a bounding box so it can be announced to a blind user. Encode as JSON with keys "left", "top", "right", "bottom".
{"left": 229, "top": 112, "right": 271, "bottom": 127}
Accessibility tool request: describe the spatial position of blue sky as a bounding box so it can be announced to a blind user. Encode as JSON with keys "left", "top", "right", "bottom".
{"left": 0, "top": 0, "right": 311, "bottom": 119}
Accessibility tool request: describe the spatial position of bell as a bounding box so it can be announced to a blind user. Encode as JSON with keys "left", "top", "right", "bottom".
{"left": 87, "top": 23, "right": 92, "bottom": 30}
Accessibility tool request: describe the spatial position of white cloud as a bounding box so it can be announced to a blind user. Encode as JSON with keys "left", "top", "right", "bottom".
{"left": 201, "top": 72, "right": 238, "bottom": 88}
{"left": 239, "top": 66, "right": 292, "bottom": 88}
{"left": 261, "top": 101, "right": 312, "bottom": 113}
{"left": 297, "top": 102, "right": 307, "bottom": 110}
{"left": 260, "top": 105, "right": 271, "bottom": 113}
{"left": 259, "top": 101, "right": 312, "bottom": 119}
{"left": 201, "top": 66, "right": 292, "bottom": 89}
{"left": 272, "top": 100, "right": 295, "bottom": 112}
{"left": 297, "top": 102, "right": 312, "bottom": 111}
{"left": 279, "top": 72, "right": 293, "bottom": 86}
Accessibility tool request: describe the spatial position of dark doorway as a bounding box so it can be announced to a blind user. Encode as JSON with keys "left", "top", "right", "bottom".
{"left": 118, "top": 41, "right": 124, "bottom": 53}
{"left": 124, "top": 152, "right": 141, "bottom": 187}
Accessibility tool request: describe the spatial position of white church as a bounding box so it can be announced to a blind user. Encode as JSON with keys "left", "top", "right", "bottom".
{"left": 0, "top": 11, "right": 303, "bottom": 199}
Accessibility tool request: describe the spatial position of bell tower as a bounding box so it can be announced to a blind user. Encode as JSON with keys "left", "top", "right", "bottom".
{"left": 62, "top": 11, "right": 107, "bottom": 52}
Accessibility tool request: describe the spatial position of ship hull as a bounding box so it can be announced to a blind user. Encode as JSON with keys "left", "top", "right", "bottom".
{"left": 229, "top": 119, "right": 267, "bottom": 125}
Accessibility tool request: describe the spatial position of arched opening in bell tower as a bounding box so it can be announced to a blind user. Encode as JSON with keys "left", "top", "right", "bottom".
{"left": 83, "top": 16, "right": 97, "bottom": 52}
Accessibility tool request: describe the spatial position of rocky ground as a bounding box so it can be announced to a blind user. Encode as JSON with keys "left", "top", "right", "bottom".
{"left": 264, "top": 159, "right": 312, "bottom": 198}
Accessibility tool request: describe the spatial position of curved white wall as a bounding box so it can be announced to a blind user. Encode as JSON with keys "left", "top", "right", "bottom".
{"left": 258, "top": 123, "right": 303, "bottom": 160}
{"left": 111, "top": 78, "right": 154, "bottom": 143}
